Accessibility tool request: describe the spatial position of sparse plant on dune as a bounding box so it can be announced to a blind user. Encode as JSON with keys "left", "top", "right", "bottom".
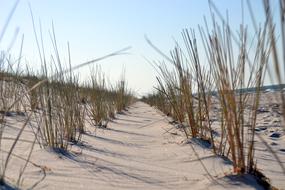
{"left": 0, "top": 60, "right": 32, "bottom": 187}
{"left": 104, "top": 87, "right": 117, "bottom": 120}
{"left": 180, "top": 30, "right": 216, "bottom": 145}
{"left": 148, "top": 30, "right": 215, "bottom": 144}
{"left": 263, "top": 0, "right": 285, "bottom": 125}
{"left": 56, "top": 73, "right": 85, "bottom": 143}
{"left": 200, "top": 18, "right": 270, "bottom": 173}
{"left": 3, "top": 0, "right": 285, "bottom": 189}
{"left": 27, "top": 13, "right": 131, "bottom": 149}
{"left": 156, "top": 65, "right": 185, "bottom": 123}
{"left": 87, "top": 67, "right": 109, "bottom": 127}
{"left": 115, "top": 71, "right": 130, "bottom": 113}
{"left": 0, "top": 2, "right": 40, "bottom": 185}
{"left": 142, "top": 89, "right": 171, "bottom": 115}
{"left": 144, "top": 1, "right": 272, "bottom": 176}
{"left": 86, "top": 67, "right": 134, "bottom": 128}
{"left": 0, "top": 0, "right": 136, "bottom": 188}
{"left": 24, "top": 68, "right": 41, "bottom": 111}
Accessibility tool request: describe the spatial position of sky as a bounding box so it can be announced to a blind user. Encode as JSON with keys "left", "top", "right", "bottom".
{"left": 0, "top": 0, "right": 273, "bottom": 96}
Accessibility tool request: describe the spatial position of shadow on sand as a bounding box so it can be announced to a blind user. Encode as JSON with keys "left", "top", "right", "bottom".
{"left": 219, "top": 174, "right": 264, "bottom": 190}
{"left": 84, "top": 133, "right": 144, "bottom": 148}
{"left": 51, "top": 144, "right": 167, "bottom": 188}
{"left": 0, "top": 181, "right": 16, "bottom": 190}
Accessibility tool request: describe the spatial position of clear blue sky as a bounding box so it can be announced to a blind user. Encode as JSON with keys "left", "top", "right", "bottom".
{"left": 0, "top": 0, "right": 272, "bottom": 95}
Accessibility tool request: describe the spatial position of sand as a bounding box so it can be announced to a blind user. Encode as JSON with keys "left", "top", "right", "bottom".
{"left": 1, "top": 101, "right": 284, "bottom": 189}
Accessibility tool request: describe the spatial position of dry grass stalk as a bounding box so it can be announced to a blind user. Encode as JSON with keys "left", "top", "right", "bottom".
{"left": 145, "top": 2, "right": 271, "bottom": 175}
{"left": 87, "top": 67, "right": 109, "bottom": 127}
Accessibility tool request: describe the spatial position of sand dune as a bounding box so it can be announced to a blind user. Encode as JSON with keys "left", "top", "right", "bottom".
{"left": 3, "top": 101, "right": 277, "bottom": 189}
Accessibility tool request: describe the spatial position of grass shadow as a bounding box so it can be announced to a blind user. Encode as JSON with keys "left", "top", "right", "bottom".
{"left": 104, "top": 127, "right": 153, "bottom": 137}
{"left": 0, "top": 181, "right": 16, "bottom": 190}
{"left": 185, "top": 137, "right": 213, "bottom": 149}
{"left": 220, "top": 174, "right": 264, "bottom": 190}
{"left": 115, "top": 118, "right": 144, "bottom": 124}
{"left": 84, "top": 133, "right": 144, "bottom": 148}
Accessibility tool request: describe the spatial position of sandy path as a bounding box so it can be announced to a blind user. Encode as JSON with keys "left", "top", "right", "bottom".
{"left": 5, "top": 101, "right": 265, "bottom": 189}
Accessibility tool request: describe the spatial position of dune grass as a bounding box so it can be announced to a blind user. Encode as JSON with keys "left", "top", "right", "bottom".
{"left": 1, "top": 0, "right": 285, "bottom": 189}
{"left": 0, "top": 14, "right": 36, "bottom": 185}
{"left": 202, "top": 20, "right": 269, "bottom": 173}
{"left": 143, "top": 1, "right": 275, "bottom": 176}
{"left": 263, "top": 0, "right": 285, "bottom": 125}
{"left": 0, "top": 5, "right": 133, "bottom": 188}
{"left": 0, "top": 57, "right": 40, "bottom": 188}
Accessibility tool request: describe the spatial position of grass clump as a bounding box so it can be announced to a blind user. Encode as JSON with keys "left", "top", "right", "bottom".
{"left": 144, "top": 2, "right": 272, "bottom": 175}
{"left": 87, "top": 67, "right": 110, "bottom": 127}
{"left": 201, "top": 20, "right": 269, "bottom": 173}
{"left": 141, "top": 90, "right": 171, "bottom": 115}
{"left": 146, "top": 30, "right": 215, "bottom": 145}
{"left": 115, "top": 71, "right": 134, "bottom": 113}
{"left": 0, "top": 0, "right": 134, "bottom": 188}
{"left": 35, "top": 72, "right": 85, "bottom": 149}
{"left": 86, "top": 67, "right": 134, "bottom": 128}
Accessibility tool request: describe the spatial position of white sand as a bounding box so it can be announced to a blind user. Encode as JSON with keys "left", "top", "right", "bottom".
{"left": 1, "top": 101, "right": 283, "bottom": 189}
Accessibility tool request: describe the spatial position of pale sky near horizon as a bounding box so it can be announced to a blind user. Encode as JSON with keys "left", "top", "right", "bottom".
{"left": 0, "top": 0, "right": 274, "bottom": 96}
